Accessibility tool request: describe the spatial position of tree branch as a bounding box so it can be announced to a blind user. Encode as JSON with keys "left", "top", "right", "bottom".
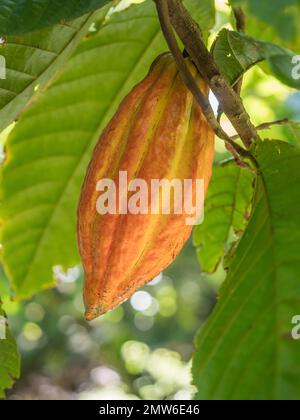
{"left": 167, "top": 0, "right": 259, "bottom": 149}
{"left": 154, "top": 0, "right": 248, "bottom": 155}
{"left": 231, "top": 118, "right": 291, "bottom": 140}
{"left": 233, "top": 7, "right": 246, "bottom": 32}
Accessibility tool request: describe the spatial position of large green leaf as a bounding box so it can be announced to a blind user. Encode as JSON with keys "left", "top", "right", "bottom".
{"left": 193, "top": 161, "right": 254, "bottom": 273}
{"left": 229, "top": 0, "right": 300, "bottom": 50}
{"left": 0, "top": 300, "right": 20, "bottom": 398}
{"left": 193, "top": 140, "right": 300, "bottom": 400}
{"left": 213, "top": 29, "right": 300, "bottom": 89}
{"left": 0, "top": 0, "right": 111, "bottom": 35}
{"left": 0, "top": 12, "right": 101, "bottom": 133}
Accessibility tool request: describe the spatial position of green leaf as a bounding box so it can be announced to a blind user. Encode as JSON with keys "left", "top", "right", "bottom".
{"left": 0, "top": 301, "right": 20, "bottom": 398}
{"left": 0, "top": 13, "right": 101, "bottom": 133}
{"left": 288, "top": 121, "right": 300, "bottom": 146}
{"left": 193, "top": 140, "right": 300, "bottom": 400}
{"left": 0, "top": 0, "right": 111, "bottom": 35}
{"left": 193, "top": 161, "right": 254, "bottom": 273}
{"left": 229, "top": 0, "right": 300, "bottom": 50}
{"left": 213, "top": 29, "right": 300, "bottom": 89}
{"left": 0, "top": 267, "right": 10, "bottom": 298}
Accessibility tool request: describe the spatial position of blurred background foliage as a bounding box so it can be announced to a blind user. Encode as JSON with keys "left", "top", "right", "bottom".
{"left": 1, "top": 242, "right": 218, "bottom": 400}
{"left": 0, "top": 0, "right": 299, "bottom": 400}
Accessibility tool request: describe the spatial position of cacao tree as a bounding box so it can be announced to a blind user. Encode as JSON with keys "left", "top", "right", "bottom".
{"left": 0, "top": 0, "right": 300, "bottom": 401}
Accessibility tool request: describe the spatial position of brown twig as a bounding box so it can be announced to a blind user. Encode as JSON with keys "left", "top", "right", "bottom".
{"left": 232, "top": 7, "right": 246, "bottom": 98}
{"left": 230, "top": 118, "right": 291, "bottom": 140}
{"left": 167, "top": 0, "right": 259, "bottom": 149}
{"left": 233, "top": 7, "right": 246, "bottom": 33}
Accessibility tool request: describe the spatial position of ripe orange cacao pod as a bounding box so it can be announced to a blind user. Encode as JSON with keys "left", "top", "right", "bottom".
{"left": 78, "top": 53, "right": 215, "bottom": 320}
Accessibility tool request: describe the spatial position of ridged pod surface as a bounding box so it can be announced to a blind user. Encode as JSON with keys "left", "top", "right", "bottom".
{"left": 78, "top": 53, "right": 215, "bottom": 320}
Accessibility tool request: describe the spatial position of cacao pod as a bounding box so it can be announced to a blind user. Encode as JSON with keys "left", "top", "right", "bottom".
{"left": 78, "top": 53, "right": 215, "bottom": 320}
